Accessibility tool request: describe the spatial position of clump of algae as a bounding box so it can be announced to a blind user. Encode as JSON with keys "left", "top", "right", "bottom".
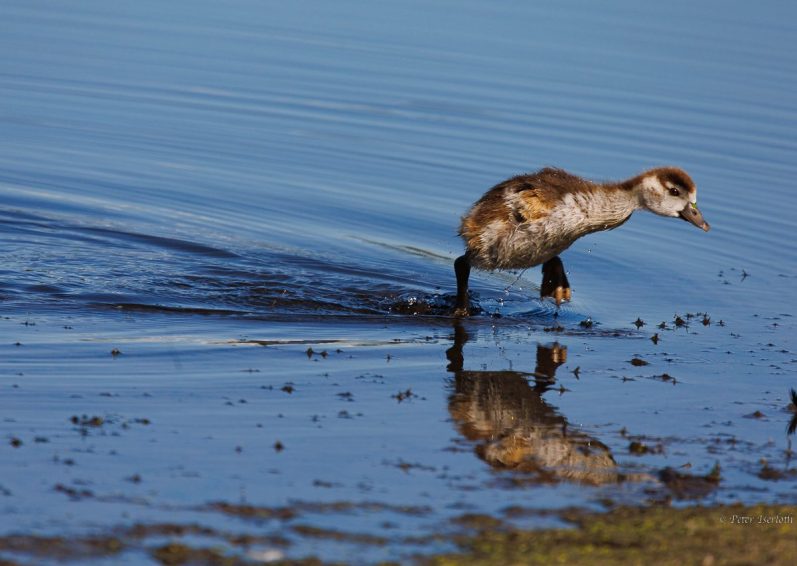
{"left": 424, "top": 504, "right": 797, "bottom": 566}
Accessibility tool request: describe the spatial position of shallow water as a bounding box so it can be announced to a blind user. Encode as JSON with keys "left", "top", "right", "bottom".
{"left": 1, "top": 0, "right": 796, "bottom": 563}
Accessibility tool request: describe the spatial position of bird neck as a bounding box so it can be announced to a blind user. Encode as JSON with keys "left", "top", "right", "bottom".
{"left": 576, "top": 184, "right": 640, "bottom": 233}
{"left": 618, "top": 173, "right": 658, "bottom": 210}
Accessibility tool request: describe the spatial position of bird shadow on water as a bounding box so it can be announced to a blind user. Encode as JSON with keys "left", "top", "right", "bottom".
{"left": 443, "top": 321, "right": 727, "bottom": 499}
{"left": 444, "top": 321, "right": 621, "bottom": 487}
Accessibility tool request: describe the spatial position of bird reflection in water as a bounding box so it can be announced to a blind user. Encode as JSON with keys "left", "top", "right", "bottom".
{"left": 446, "top": 322, "right": 619, "bottom": 485}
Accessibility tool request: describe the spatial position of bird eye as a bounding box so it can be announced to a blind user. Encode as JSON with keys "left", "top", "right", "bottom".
{"left": 668, "top": 187, "right": 681, "bottom": 197}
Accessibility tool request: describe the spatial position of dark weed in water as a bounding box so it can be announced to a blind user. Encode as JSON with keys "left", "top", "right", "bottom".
{"left": 392, "top": 389, "right": 417, "bottom": 402}
{"left": 757, "top": 460, "right": 797, "bottom": 482}
{"left": 657, "top": 463, "right": 721, "bottom": 500}
{"left": 70, "top": 415, "right": 105, "bottom": 427}
{"left": 656, "top": 373, "right": 677, "bottom": 384}
{"left": 628, "top": 440, "right": 664, "bottom": 455}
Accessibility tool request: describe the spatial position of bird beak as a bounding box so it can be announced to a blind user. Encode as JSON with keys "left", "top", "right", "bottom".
{"left": 679, "top": 202, "right": 710, "bottom": 232}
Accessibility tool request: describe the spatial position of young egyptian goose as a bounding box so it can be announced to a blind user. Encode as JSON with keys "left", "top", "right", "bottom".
{"left": 454, "top": 167, "right": 709, "bottom": 314}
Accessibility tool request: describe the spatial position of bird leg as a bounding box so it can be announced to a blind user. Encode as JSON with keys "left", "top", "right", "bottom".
{"left": 540, "top": 256, "right": 571, "bottom": 306}
{"left": 453, "top": 253, "right": 471, "bottom": 316}
{"left": 534, "top": 343, "right": 567, "bottom": 384}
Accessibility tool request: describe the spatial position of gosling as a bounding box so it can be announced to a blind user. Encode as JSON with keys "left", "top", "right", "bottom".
{"left": 454, "top": 167, "right": 710, "bottom": 315}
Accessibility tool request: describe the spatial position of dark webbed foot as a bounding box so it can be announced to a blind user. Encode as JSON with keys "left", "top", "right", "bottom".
{"left": 453, "top": 253, "right": 472, "bottom": 316}
{"left": 541, "top": 256, "right": 571, "bottom": 306}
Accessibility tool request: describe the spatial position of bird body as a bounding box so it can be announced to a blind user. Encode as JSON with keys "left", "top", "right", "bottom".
{"left": 454, "top": 167, "right": 709, "bottom": 313}
{"left": 460, "top": 168, "right": 640, "bottom": 270}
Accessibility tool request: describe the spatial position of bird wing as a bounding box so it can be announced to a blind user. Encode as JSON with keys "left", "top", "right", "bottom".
{"left": 508, "top": 184, "right": 556, "bottom": 223}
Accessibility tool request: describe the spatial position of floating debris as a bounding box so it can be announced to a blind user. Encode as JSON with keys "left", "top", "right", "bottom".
{"left": 54, "top": 483, "right": 94, "bottom": 500}
{"left": 628, "top": 441, "right": 663, "bottom": 455}
{"left": 392, "top": 389, "right": 416, "bottom": 403}
{"left": 744, "top": 410, "right": 766, "bottom": 419}
{"left": 757, "top": 459, "right": 793, "bottom": 481}
{"left": 659, "top": 463, "right": 721, "bottom": 499}
{"left": 70, "top": 415, "right": 104, "bottom": 427}
{"left": 658, "top": 373, "right": 676, "bottom": 384}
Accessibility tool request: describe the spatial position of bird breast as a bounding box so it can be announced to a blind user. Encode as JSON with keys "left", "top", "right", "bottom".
{"left": 462, "top": 189, "right": 634, "bottom": 271}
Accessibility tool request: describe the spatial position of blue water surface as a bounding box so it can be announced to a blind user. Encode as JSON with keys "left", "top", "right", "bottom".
{"left": 1, "top": 1, "right": 796, "bottom": 563}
